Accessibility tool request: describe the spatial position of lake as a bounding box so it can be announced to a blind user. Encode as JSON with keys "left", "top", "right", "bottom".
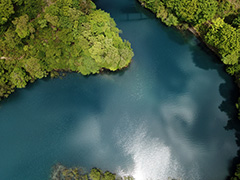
{"left": 0, "top": 0, "right": 238, "bottom": 179}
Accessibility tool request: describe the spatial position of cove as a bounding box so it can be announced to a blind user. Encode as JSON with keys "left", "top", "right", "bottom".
{"left": 0, "top": 0, "right": 238, "bottom": 179}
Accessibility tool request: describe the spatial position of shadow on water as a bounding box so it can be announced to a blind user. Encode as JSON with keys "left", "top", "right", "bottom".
{"left": 224, "top": 87, "right": 240, "bottom": 179}
{"left": 190, "top": 36, "right": 240, "bottom": 179}
{"left": 0, "top": 73, "right": 104, "bottom": 112}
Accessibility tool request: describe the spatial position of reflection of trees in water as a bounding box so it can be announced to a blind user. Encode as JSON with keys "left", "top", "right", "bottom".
{"left": 121, "top": 6, "right": 148, "bottom": 21}
{"left": 190, "top": 39, "right": 240, "bottom": 178}
{"left": 120, "top": 0, "right": 151, "bottom": 21}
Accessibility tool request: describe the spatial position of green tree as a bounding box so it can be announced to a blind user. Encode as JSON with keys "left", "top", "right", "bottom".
{"left": 12, "top": 14, "right": 35, "bottom": 39}
{"left": 89, "top": 168, "right": 103, "bottom": 180}
{"left": 23, "top": 57, "right": 46, "bottom": 79}
{"left": 175, "top": 0, "right": 198, "bottom": 23}
{"left": 0, "top": 0, "right": 14, "bottom": 25}
{"left": 10, "top": 67, "right": 28, "bottom": 88}
{"left": 44, "top": 13, "right": 59, "bottom": 27}
{"left": 102, "top": 171, "right": 116, "bottom": 180}
{"left": 165, "top": 14, "right": 179, "bottom": 26}
{"left": 222, "top": 51, "right": 239, "bottom": 65}
{"left": 205, "top": 18, "right": 240, "bottom": 61}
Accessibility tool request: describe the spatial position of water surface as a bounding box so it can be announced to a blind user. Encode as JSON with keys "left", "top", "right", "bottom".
{"left": 0, "top": 0, "right": 238, "bottom": 179}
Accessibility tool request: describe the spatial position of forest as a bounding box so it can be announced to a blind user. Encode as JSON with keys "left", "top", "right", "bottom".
{"left": 0, "top": 0, "right": 134, "bottom": 100}
{"left": 138, "top": 0, "right": 240, "bottom": 179}
{"left": 138, "top": 0, "right": 240, "bottom": 66}
{"left": 1, "top": 0, "right": 240, "bottom": 179}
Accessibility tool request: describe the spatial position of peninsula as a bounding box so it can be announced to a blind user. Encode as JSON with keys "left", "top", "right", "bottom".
{"left": 0, "top": 0, "right": 134, "bottom": 100}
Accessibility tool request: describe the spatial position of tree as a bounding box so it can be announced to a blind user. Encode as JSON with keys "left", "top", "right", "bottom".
{"left": 222, "top": 51, "right": 239, "bottom": 65}
{"left": 89, "top": 168, "right": 103, "bottom": 180}
{"left": 205, "top": 18, "right": 240, "bottom": 60}
{"left": 175, "top": 0, "right": 198, "bottom": 23}
{"left": 10, "top": 67, "right": 28, "bottom": 88}
{"left": 196, "top": 0, "right": 217, "bottom": 24}
{"left": 23, "top": 57, "right": 46, "bottom": 79}
{"left": 12, "top": 14, "right": 35, "bottom": 39}
{"left": 165, "top": 14, "right": 179, "bottom": 26}
{"left": 0, "top": 0, "right": 134, "bottom": 100}
{"left": 102, "top": 171, "right": 116, "bottom": 180}
{"left": 44, "top": 13, "right": 59, "bottom": 27}
{"left": 0, "top": 0, "right": 14, "bottom": 25}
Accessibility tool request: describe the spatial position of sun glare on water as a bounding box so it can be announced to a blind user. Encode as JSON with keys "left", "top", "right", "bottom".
{"left": 115, "top": 120, "right": 199, "bottom": 180}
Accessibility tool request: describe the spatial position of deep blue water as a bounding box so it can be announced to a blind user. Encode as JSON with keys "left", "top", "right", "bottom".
{"left": 0, "top": 0, "right": 238, "bottom": 179}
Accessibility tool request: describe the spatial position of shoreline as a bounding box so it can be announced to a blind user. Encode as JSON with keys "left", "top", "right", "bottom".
{"left": 137, "top": 0, "right": 240, "bottom": 178}
{"left": 187, "top": 26, "right": 222, "bottom": 59}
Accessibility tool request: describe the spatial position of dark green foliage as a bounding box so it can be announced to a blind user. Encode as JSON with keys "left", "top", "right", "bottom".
{"left": 0, "top": 0, "right": 134, "bottom": 100}
{"left": 231, "top": 164, "right": 240, "bottom": 180}
{"left": 0, "top": 0, "right": 14, "bottom": 25}
{"left": 232, "top": 14, "right": 240, "bottom": 27}
{"left": 0, "top": 0, "right": 44, "bottom": 27}
{"left": 139, "top": 0, "right": 218, "bottom": 25}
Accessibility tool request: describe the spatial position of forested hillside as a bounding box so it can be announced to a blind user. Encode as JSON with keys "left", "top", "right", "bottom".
{"left": 0, "top": 0, "right": 134, "bottom": 100}
{"left": 138, "top": 0, "right": 240, "bottom": 179}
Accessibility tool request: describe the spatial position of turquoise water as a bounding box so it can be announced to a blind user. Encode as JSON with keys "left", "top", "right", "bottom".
{"left": 0, "top": 0, "right": 238, "bottom": 179}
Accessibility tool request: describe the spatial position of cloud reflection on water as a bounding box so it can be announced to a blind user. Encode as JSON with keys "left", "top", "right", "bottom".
{"left": 114, "top": 118, "right": 200, "bottom": 180}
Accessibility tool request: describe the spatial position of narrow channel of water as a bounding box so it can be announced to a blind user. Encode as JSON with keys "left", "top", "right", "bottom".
{"left": 0, "top": 0, "right": 238, "bottom": 179}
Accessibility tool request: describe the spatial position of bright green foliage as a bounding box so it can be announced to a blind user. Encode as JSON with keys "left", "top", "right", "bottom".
{"left": 44, "top": 13, "right": 59, "bottom": 27}
{"left": 205, "top": 18, "right": 240, "bottom": 64}
{"left": 222, "top": 51, "right": 239, "bottom": 65}
{"left": 0, "top": 0, "right": 134, "bottom": 100}
{"left": 23, "top": 57, "right": 46, "bottom": 79}
{"left": 164, "top": 14, "right": 179, "bottom": 26}
{"left": 3, "top": 27, "right": 22, "bottom": 49}
{"left": 38, "top": 19, "right": 48, "bottom": 29}
{"left": 86, "top": 9, "right": 133, "bottom": 71}
{"left": 12, "top": 14, "right": 35, "bottom": 38}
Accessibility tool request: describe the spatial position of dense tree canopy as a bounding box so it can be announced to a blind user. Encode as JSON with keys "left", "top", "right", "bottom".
{"left": 138, "top": 0, "right": 240, "bottom": 66}
{"left": 0, "top": 0, "right": 134, "bottom": 100}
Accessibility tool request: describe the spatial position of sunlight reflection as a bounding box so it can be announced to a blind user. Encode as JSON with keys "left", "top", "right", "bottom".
{"left": 115, "top": 122, "right": 187, "bottom": 180}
